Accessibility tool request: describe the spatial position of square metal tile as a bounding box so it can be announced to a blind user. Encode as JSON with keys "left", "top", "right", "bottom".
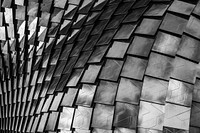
{"left": 99, "top": 59, "right": 123, "bottom": 81}
{"left": 166, "top": 78, "right": 193, "bottom": 106}
{"left": 160, "top": 13, "right": 187, "bottom": 35}
{"left": 145, "top": 52, "right": 174, "bottom": 80}
{"left": 58, "top": 107, "right": 75, "bottom": 130}
{"left": 114, "top": 102, "right": 138, "bottom": 129}
{"left": 127, "top": 36, "right": 154, "bottom": 57}
{"left": 106, "top": 41, "right": 129, "bottom": 58}
{"left": 152, "top": 31, "right": 181, "bottom": 56}
{"left": 141, "top": 76, "right": 168, "bottom": 104}
{"left": 92, "top": 104, "right": 114, "bottom": 130}
{"left": 135, "top": 18, "right": 161, "bottom": 36}
{"left": 94, "top": 80, "right": 118, "bottom": 105}
{"left": 168, "top": 0, "right": 195, "bottom": 15}
{"left": 73, "top": 106, "right": 93, "bottom": 130}
{"left": 171, "top": 56, "right": 197, "bottom": 84}
{"left": 121, "top": 56, "right": 148, "bottom": 80}
{"left": 116, "top": 77, "right": 142, "bottom": 105}
{"left": 76, "top": 84, "right": 97, "bottom": 107}
{"left": 177, "top": 34, "right": 200, "bottom": 62}
{"left": 164, "top": 103, "right": 190, "bottom": 130}
{"left": 138, "top": 101, "right": 165, "bottom": 130}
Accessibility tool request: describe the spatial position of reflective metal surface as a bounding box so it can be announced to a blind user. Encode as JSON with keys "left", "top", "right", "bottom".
{"left": 1, "top": 0, "right": 200, "bottom": 133}
{"left": 116, "top": 77, "right": 142, "bottom": 104}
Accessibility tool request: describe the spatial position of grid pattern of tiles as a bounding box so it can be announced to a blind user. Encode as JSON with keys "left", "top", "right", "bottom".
{"left": 0, "top": 0, "right": 200, "bottom": 133}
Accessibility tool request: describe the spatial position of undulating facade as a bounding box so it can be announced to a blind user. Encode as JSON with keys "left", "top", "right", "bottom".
{"left": 1, "top": 0, "right": 200, "bottom": 132}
